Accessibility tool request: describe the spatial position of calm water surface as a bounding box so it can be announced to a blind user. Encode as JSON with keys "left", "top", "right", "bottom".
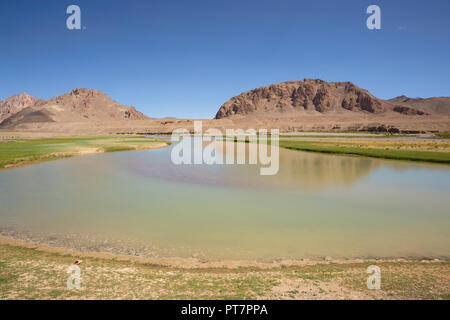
{"left": 0, "top": 140, "right": 449, "bottom": 261}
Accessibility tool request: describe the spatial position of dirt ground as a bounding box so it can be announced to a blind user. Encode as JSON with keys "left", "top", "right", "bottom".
{"left": 0, "top": 113, "right": 449, "bottom": 137}
{"left": 0, "top": 237, "right": 448, "bottom": 300}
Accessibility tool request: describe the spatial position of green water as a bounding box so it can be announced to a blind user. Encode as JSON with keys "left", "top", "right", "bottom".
{"left": 0, "top": 141, "right": 449, "bottom": 261}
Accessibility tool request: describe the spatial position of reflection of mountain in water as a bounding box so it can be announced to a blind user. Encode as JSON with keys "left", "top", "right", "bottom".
{"left": 130, "top": 140, "right": 388, "bottom": 190}
{"left": 273, "top": 146, "right": 437, "bottom": 190}
{"left": 275, "top": 149, "right": 379, "bottom": 189}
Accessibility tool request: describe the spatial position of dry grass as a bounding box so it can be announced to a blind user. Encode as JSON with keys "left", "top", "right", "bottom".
{"left": 0, "top": 243, "right": 448, "bottom": 300}
{"left": 318, "top": 140, "right": 450, "bottom": 152}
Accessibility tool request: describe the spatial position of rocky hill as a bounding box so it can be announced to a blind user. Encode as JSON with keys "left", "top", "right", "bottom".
{"left": 1, "top": 82, "right": 448, "bottom": 134}
{"left": 215, "top": 79, "right": 430, "bottom": 119}
{"left": 0, "top": 89, "right": 148, "bottom": 129}
{"left": 388, "top": 95, "right": 450, "bottom": 116}
{"left": 0, "top": 93, "right": 46, "bottom": 122}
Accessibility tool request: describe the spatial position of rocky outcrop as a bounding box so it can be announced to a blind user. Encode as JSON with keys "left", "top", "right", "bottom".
{"left": 215, "top": 79, "right": 425, "bottom": 119}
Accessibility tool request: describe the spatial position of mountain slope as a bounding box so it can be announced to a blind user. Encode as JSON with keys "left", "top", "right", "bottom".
{"left": 215, "top": 79, "right": 428, "bottom": 119}
{"left": 0, "top": 93, "right": 46, "bottom": 122}
{"left": 0, "top": 88, "right": 148, "bottom": 129}
{"left": 388, "top": 96, "right": 450, "bottom": 116}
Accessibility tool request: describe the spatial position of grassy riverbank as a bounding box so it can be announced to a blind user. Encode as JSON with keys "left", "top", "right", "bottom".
{"left": 0, "top": 135, "right": 169, "bottom": 169}
{"left": 0, "top": 241, "right": 448, "bottom": 300}
{"left": 279, "top": 140, "right": 450, "bottom": 164}
{"left": 432, "top": 132, "right": 450, "bottom": 139}
{"left": 279, "top": 134, "right": 408, "bottom": 139}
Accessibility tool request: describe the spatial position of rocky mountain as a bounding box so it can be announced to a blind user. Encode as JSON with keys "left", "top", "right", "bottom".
{"left": 388, "top": 95, "right": 450, "bottom": 116}
{"left": 0, "top": 88, "right": 148, "bottom": 129}
{"left": 215, "top": 79, "right": 429, "bottom": 119}
{"left": 0, "top": 93, "right": 46, "bottom": 122}
{"left": 1, "top": 83, "right": 448, "bottom": 134}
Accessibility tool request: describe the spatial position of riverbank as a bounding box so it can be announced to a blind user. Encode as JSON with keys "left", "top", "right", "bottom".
{"left": 0, "top": 135, "right": 169, "bottom": 169}
{"left": 0, "top": 237, "right": 448, "bottom": 300}
{"left": 2, "top": 132, "right": 449, "bottom": 166}
{"left": 279, "top": 139, "right": 450, "bottom": 164}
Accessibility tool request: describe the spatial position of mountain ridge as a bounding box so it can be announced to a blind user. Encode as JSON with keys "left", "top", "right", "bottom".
{"left": 387, "top": 95, "right": 450, "bottom": 115}
{"left": 215, "top": 79, "right": 437, "bottom": 119}
{"left": 1, "top": 82, "right": 449, "bottom": 133}
{"left": 0, "top": 88, "right": 148, "bottom": 129}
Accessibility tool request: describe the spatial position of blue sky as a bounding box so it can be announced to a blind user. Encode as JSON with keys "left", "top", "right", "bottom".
{"left": 1, "top": 0, "right": 449, "bottom": 118}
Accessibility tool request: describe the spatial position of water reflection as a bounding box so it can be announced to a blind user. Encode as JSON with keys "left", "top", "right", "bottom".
{"left": 129, "top": 140, "right": 389, "bottom": 190}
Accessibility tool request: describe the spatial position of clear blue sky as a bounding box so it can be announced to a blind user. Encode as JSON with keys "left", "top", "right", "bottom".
{"left": 1, "top": 0, "right": 449, "bottom": 118}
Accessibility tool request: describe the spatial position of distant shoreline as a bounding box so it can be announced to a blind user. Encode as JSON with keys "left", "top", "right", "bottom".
{"left": 1, "top": 134, "right": 449, "bottom": 171}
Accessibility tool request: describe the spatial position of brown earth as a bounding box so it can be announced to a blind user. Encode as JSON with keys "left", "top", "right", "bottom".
{"left": 1, "top": 237, "right": 449, "bottom": 300}
{"left": 1, "top": 114, "right": 448, "bottom": 136}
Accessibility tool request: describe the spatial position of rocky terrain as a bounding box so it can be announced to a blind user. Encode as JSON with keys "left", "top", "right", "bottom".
{"left": 215, "top": 79, "right": 434, "bottom": 119}
{"left": 0, "top": 93, "right": 45, "bottom": 122}
{"left": 0, "top": 88, "right": 148, "bottom": 130}
{"left": 0, "top": 80, "right": 449, "bottom": 134}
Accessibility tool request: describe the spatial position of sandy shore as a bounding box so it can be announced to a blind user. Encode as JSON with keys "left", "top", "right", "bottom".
{"left": 1, "top": 235, "right": 449, "bottom": 300}
{"left": 0, "top": 234, "right": 447, "bottom": 269}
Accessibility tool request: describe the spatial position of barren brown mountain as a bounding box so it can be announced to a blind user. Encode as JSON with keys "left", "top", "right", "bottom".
{"left": 0, "top": 93, "right": 46, "bottom": 122}
{"left": 215, "top": 79, "right": 430, "bottom": 119}
{"left": 388, "top": 95, "right": 450, "bottom": 116}
{"left": 0, "top": 88, "right": 148, "bottom": 129}
{"left": 1, "top": 81, "right": 449, "bottom": 134}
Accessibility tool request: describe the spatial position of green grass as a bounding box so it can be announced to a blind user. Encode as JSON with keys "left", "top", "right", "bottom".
{"left": 279, "top": 140, "right": 450, "bottom": 164}
{"left": 0, "top": 135, "right": 169, "bottom": 169}
{"left": 432, "top": 132, "right": 450, "bottom": 139}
